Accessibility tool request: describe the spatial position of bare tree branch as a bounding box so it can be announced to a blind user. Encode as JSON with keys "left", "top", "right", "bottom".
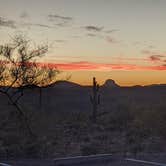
{"left": 0, "top": 34, "right": 60, "bottom": 137}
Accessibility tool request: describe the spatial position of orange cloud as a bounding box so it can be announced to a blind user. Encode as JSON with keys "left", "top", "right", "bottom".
{"left": 1, "top": 60, "right": 166, "bottom": 71}
{"left": 34, "top": 61, "right": 166, "bottom": 71}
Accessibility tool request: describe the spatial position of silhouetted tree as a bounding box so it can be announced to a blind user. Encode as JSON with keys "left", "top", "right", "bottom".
{"left": 0, "top": 34, "right": 60, "bottom": 136}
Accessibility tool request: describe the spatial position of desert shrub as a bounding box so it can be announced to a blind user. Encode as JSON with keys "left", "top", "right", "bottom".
{"left": 23, "top": 139, "right": 42, "bottom": 158}
{"left": 80, "top": 143, "right": 100, "bottom": 155}
{"left": 105, "top": 103, "right": 133, "bottom": 131}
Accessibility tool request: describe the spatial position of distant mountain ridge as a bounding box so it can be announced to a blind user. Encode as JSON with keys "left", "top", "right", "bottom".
{"left": 47, "top": 79, "right": 121, "bottom": 89}
{"left": 49, "top": 79, "right": 166, "bottom": 88}
{"left": 102, "top": 79, "right": 120, "bottom": 88}
{"left": 0, "top": 78, "right": 166, "bottom": 113}
{"left": 1, "top": 79, "right": 166, "bottom": 89}
{"left": 48, "top": 80, "right": 81, "bottom": 88}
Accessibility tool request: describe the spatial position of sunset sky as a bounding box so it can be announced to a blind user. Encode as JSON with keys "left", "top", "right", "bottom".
{"left": 0, "top": 0, "right": 166, "bottom": 86}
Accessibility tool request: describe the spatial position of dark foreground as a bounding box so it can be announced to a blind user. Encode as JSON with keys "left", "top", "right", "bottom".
{"left": 2, "top": 154, "right": 166, "bottom": 166}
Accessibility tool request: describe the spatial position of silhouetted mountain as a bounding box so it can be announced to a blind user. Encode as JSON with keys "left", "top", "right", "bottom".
{"left": 144, "top": 83, "right": 166, "bottom": 88}
{"left": 0, "top": 79, "right": 166, "bottom": 113}
{"left": 48, "top": 80, "right": 81, "bottom": 89}
{"left": 102, "top": 79, "right": 120, "bottom": 88}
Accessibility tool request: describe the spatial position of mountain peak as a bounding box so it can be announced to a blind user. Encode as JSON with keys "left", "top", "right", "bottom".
{"left": 102, "top": 79, "right": 120, "bottom": 88}
{"left": 49, "top": 80, "right": 81, "bottom": 88}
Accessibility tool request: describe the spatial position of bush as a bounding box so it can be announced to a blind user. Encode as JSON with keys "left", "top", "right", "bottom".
{"left": 80, "top": 143, "right": 100, "bottom": 156}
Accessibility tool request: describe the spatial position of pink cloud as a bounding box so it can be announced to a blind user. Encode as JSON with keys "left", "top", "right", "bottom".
{"left": 1, "top": 60, "right": 166, "bottom": 71}
{"left": 106, "top": 36, "right": 118, "bottom": 44}
{"left": 34, "top": 61, "right": 166, "bottom": 71}
{"left": 149, "top": 55, "right": 166, "bottom": 62}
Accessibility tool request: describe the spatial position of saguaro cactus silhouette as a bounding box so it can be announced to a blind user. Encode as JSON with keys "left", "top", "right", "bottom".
{"left": 90, "top": 77, "right": 100, "bottom": 122}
